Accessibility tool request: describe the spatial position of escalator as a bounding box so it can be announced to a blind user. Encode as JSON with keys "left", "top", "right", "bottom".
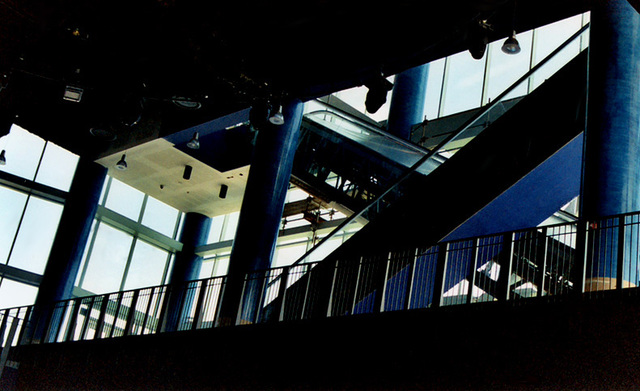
{"left": 253, "top": 25, "right": 590, "bottom": 322}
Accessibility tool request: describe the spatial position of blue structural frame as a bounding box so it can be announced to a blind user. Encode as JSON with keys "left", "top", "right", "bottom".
{"left": 27, "top": 158, "right": 107, "bottom": 343}
{"left": 387, "top": 64, "right": 430, "bottom": 140}
{"left": 219, "top": 99, "right": 304, "bottom": 324}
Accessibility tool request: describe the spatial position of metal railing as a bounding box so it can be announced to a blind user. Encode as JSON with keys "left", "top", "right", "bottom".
{"left": 239, "top": 211, "right": 640, "bottom": 323}
{"left": 4, "top": 209, "right": 640, "bottom": 351}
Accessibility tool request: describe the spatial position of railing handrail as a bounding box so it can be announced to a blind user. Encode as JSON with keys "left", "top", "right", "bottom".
{"left": 290, "top": 22, "right": 591, "bottom": 267}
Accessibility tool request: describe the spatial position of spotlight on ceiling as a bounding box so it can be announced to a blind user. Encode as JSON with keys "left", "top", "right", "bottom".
{"left": 171, "top": 96, "right": 202, "bottom": 110}
{"left": 269, "top": 105, "right": 285, "bottom": 125}
{"left": 115, "top": 154, "right": 128, "bottom": 170}
{"left": 187, "top": 132, "right": 200, "bottom": 149}
{"left": 219, "top": 184, "right": 228, "bottom": 199}
{"left": 183, "top": 165, "right": 193, "bottom": 180}
{"left": 502, "top": 31, "right": 521, "bottom": 55}
{"left": 63, "top": 85, "right": 84, "bottom": 102}
{"left": 0, "top": 150, "right": 6, "bottom": 166}
{"left": 364, "top": 75, "right": 394, "bottom": 114}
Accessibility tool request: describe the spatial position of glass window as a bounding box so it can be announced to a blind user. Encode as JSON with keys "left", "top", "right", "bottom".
{"left": 80, "top": 223, "right": 133, "bottom": 294}
{"left": 199, "top": 258, "right": 216, "bottom": 279}
{"left": 213, "top": 255, "right": 230, "bottom": 277}
{"left": 0, "top": 125, "right": 46, "bottom": 181}
{"left": 274, "top": 243, "right": 308, "bottom": 267}
{"left": 0, "top": 279, "right": 38, "bottom": 308}
{"left": 485, "top": 30, "right": 533, "bottom": 103}
{"left": 441, "top": 51, "right": 487, "bottom": 116}
{"left": 221, "top": 212, "right": 240, "bottom": 241}
{"left": 104, "top": 178, "right": 145, "bottom": 221}
{"left": 531, "top": 14, "right": 583, "bottom": 90}
{"left": 425, "top": 58, "right": 446, "bottom": 120}
{"left": 35, "top": 142, "right": 79, "bottom": 191}
{"left": 142, "top": 196, "right": 180, "bottom": 238}
{"left": 123, "top": 240, "right": 169, "bottom": 290}
{"left": 8, "top": 196, "right": 64, "bottom": 274}
{"left": 0, "top": 185, "right": 28, "bottom": 263}
{"left": 207, "top": 215, "right": 225, "bottom": 244}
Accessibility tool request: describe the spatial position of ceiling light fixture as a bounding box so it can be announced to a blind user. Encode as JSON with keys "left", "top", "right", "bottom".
{"left": 172, "top": 96, "right": 202, "bottom": 110}
{"left": 219, "top": 184, "right": 228, "bottom": 199}
{"left": 187, "top": 132, "right": 200, "bottom": 149}
{"left": 115, "top": 154, "right": 128, "bottom": 170}
{"left": 269, "top": 105, "right": 285, "bottom": 125}
{"left": 0, "top": 150, "right": 6, "bottom": 166}
{"left": 63, "top": 85, "right": 84, "bottom": 102}
{"left": 502, "top": 31, "right": 521, "bottom": 54}
{"left": 183, "top": 165, "right": 193, "bottom": 180}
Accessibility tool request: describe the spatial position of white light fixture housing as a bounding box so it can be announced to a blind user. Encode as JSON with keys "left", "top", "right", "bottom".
{"left": 187, "top": 132, "right": 200, "bottom": 149}
{"left": 115, "top": 154, "right": 128, "bottom": 170}
{"left": 502, "top": 31, "right": 521, "bottom": 54}
{"left": 269, "top": 105, "right": 285, "bottom": 125}
{"left": 0, "top": 150, "right": 5, "bottom": 166}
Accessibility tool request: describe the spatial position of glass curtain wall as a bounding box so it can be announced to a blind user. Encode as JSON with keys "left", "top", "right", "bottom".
{"left": 331, "top": 13, "right": 590, "bottom": 127}
{"left": 74, "top": 176, "right": 183, "bottom": 296}
{"left": 0, "top": 125, "right": 79, "bottom": 308}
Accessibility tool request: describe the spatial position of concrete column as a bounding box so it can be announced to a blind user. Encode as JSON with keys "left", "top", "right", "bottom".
{"left": 387, "top": 64, "right": 429, "bottom": 140}
{"left": 28, "top": 157, "right": 107, "bottom": 343}
{"left": 219, "top": 99, "right": 303, "bottom": 325}
{"left": 163, "top": 212, "right": 211, "bottom": 332}
{"left": 581, "top": 0, "right": 640, "bottom": 289}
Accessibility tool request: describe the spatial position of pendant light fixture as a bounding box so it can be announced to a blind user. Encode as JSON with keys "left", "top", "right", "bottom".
{"left": 0, "top": 150, "right": 6, "bottom": 166}
{"left": 502, "top": 0, "right": 521, "bottom": 55}
{"left": 269, "top": 105, "right": 285, "bottom": 125}
{"left": 115, "top": 153, "right": 128, "bottom": 170}
{"left": 502, "top": 31, "right": 521, "bottom": 54}
{"left": 187, "top": 132, "right": 200, "bottom": 149}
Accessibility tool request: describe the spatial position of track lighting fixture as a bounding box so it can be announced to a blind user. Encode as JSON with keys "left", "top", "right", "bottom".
{"left": 0, "top": 150, "right": 6, "bottom": 166}
{"left": 269, "top": 105, "right": 285, "bottom": 125}
{"left": 187, "top": 132, "right": 200, "bottom": 149}
{"left": 115, "top": 154, "right": 128, "bottom": 170}
{"left": 501, "top": 31, "right": 521, "bottom": 54}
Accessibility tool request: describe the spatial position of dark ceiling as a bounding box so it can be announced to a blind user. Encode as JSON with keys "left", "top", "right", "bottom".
{"left": 0, "top": 0, "right": 606, "bottom": 159}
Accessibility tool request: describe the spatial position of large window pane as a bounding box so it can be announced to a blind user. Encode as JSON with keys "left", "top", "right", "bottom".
{"left": 8, "top": 197, "right": 63, "bottom": 274}
{"left": 425, "top": 58, "right": 446, "bottom": 120}
{"left": 80, "top": 224, "right": 133, "bottom": 294}
{"left": 123, "top": 240, "right": 168, "bottom": 290}
{"left": 441, "top": 52, "right": 487, "bottom": 116}
{"left": 207, "top": 215, "right": 225, "bottom": 244}
{"left": 142, "top": 196, "right": 179, "bottom": 238}
{"left": 274, "top": 243, "right": 308, "bottom": 267}
{"left": 35, "top": 142, "right": 79, "bottom": 191}
{"left": 0, "top": 125, "right": 46, "bottom": 181}
{"left": 0, "top": 186, "right": 28, "bottom": 263}
{"left": 221, "top": 212, "right": 240, "bottom": 241}
{"left": 0, "top": 279, "right": 38, "bottom": 308}
{"left": 104, "top": 178, "right": 145, "bottom": 221}
{"left": 485, "top": 30, "right": 533, "bottom": 103}
{"left": 531, "top": 14, "right": 583, "bottom": 90}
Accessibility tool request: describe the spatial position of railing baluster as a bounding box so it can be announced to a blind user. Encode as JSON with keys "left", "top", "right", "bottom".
{"left": 617, "top": 217, "right": 625, "bottom": 291}
{"left": 64, "top": 299, "right": 82, "bottom": 342}
{"left": 93, "top": 295, "right": 109, "bottom": 339}
{"left": 497, "top": 232, "right": 515, "bottom": 301}
{"left": 124, "top": 290, "right": 140, "bottom": 336}
{"left": 191, "top": 281, "right": 209, "bottom": 330}
{"left": 431, "top": 243, "right": 449, "bottom": 308}
{"left": 535, "top": 228, "right": 549, "bottom": 298}
{"left": 466, "top": 239, "right": 479, "bottom": 305}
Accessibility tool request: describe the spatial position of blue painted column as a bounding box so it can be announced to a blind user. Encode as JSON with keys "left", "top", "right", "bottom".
{"left": 387, "top": 64, "right": 429, "bottom": 140}
{"left": 581, "top": 0, "right": 640, "bottom": 289}
{"left": 219, "top": 99, "right": 303, "bottom": 325}
{"left": 28, "top": 157, "right": 107, "bottom": 343}
{"left": 163, "top": 212, "right": 211, "bottom": 332}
